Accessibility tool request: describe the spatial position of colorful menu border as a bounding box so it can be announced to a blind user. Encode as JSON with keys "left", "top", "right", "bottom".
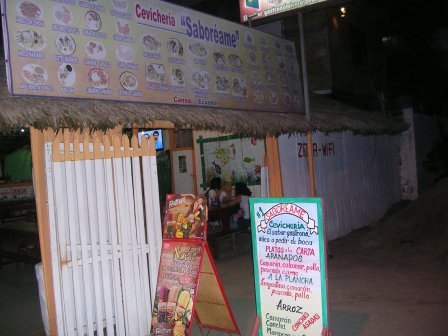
{"left": 249, "top": 197, "right": 329, "bottom": 335}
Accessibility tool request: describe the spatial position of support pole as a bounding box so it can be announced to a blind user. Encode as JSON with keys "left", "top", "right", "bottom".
{"left": 299, "top": 12, "right": 316, "bottom": 197}
{"left": 249, "top": 14, "right": 284, "bottom": 197}
{"left": 30, "top": 128, "right": 58, "bottom": 335}
{"left": 265, "top": 136, "right": 284, "bottom": 197}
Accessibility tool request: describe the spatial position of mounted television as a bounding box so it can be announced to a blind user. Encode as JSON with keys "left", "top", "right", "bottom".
{"left": 138, "top": 129, "right": 164, "bottom": 151}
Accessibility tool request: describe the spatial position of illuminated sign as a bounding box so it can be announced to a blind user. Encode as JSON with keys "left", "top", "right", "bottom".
{"left": 1, "top": 0, "right": 301, "bottom": 113}
{"left": 239, "top": 0, "right": 329, "bottom": 23}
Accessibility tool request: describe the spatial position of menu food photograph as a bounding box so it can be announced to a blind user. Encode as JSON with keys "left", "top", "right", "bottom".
{"left": 3, "top": 0, "right": 301, "bottom": 111}
{"left": 150, "top": 241, "right": 202, "bottom": 336}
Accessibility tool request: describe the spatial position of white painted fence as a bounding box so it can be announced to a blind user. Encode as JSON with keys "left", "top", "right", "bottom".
{"left": 279, "top": 131, "right": 402, "bottom": 240}
{"left": 43, "top": 131, "right": 162, "bottom": 336}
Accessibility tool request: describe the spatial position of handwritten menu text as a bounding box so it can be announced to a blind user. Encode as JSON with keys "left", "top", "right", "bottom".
{"left": 250, "top": 199, "right": 329, "bottom": 336}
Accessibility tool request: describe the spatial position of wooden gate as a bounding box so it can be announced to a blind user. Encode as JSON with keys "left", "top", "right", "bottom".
{"left": 42, "top": 130, "right": 162, "bottom": 336}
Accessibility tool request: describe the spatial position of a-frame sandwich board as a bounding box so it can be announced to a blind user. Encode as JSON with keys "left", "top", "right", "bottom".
{"left": 150, "top": 194, "right": 240, "bottom": 336}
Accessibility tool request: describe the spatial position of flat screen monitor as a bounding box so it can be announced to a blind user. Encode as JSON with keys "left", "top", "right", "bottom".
{"left": 138, "top": 129, "right": 163, "bottom": 151}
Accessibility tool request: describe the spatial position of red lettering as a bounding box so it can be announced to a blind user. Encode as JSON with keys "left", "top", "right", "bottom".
{"left": 280, "top": 204, "right": 287, "bottom": 213}
{"left": 174, "top": 96, "right": 192, "bottom": 104}
{"left": 135, "top": 3, "right": 175, "bottom": 27}
{"left": 303, "top": 313, "right": 320, "bottom": 330}
{"left": 292, "top": 312, "right": 309, "bottom": 331}
{"left": 296, "top": 247, "right": 315, "bottom": 256}
{"left": 135, "top": 4, "right": 142, "bottom": 18}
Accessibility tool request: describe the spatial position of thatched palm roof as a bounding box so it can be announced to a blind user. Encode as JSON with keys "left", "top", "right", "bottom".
{"left": 0, "top": 61, "right": 407, "bottom": 137}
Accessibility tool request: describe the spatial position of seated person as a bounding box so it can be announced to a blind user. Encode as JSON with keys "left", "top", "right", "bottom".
{"left": 228, "top": 182, "right": 252, "bottom": 230}
{"left": 205, "top": 177, "right": 228, "bottom": 206}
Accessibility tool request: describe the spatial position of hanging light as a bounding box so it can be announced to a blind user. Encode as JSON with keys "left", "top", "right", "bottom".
{"left": 340, "top": 6, "right": 346, "bottom": 18}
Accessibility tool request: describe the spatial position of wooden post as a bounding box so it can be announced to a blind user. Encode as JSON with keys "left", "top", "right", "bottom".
{"left": 299, "top": 12, "right": 317, "bottom": 197}
{"left": 191, "top": 131, "right": 198, "bottom": 195}
{"left": 30, "top": 128, "right": 58, "bottom": 335}
{"left": 169, "top": 129, "right": 176, "bottom": 192}
{"left": 265, "top": 136, "right": 283, "bottom": 197}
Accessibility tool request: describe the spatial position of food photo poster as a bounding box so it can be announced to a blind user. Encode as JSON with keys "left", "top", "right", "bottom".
{"left": 3, "top": 0, "right": 301, "bottom": 112}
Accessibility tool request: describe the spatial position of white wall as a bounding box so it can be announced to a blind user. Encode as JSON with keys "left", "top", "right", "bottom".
{"left": 193, "top": 130, "right": 262, "bottom": 197}
{"left": 278, "top": 131, "right": 402, "bottom": 240}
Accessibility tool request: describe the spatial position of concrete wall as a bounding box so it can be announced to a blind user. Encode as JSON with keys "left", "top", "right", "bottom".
{"left": 399, "top": 111, "right": 443, "bottom": 199}
{"left": 399, "top": 109, "right": 418, "bottom": 200}
{"left": 279, "top": 131, "right": 401, "bottom": 240}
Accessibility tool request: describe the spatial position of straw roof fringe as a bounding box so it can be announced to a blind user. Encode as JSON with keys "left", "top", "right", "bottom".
{"left": 0, "top": 61, "right": 407, "bottom": 136}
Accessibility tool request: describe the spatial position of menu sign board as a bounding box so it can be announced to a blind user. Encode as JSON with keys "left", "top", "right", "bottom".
{"left": 249, "top": 198, "right": 330, "bottom": 336}
{"left": 150, "top": 241, "right": 202, "bottom": 336}
{"left": 1, "top": 0, "right": 301, "bottom": 113}
{"left": 151, "top": 194, "right": 239, "bottom": 335}
{"left": 162, "top": 194, "right": 207, "bottom": 240}
{"left": 239, "top": 0, "right": 329, "bottom": 23}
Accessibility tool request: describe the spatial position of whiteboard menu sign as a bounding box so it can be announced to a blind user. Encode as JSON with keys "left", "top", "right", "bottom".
{"left": 249, "top": 198, "right": 330, "bottom": 336}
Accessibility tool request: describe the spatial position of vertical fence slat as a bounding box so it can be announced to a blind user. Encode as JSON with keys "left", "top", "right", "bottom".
{"left": 149, "top": 153, "right": 162, "bottom": 257}
{"left": 83, "top": 136, "right": 104, "bottom": 336}
{"left": 144, "top": 156, "right": 159, "bottom": 298}
{"left": 103, "top": 136, "right": 126, "bottom": 336}
{"left": 63, "top": 131, "right": 85, "bottom": 336}
{"left": 73, "top": 134, "right": 95, "bottom": 335}
{"left": 95, "top": 161, "right": 112, "bottom": 335}
{"left": 52, "top": 141, "right": 75, "bottom": 335}
{"left": 122, "top": 136, "right": 145, "bottom": 335}
{"left": 132, "top": 144, "right": 152, "bottom": 334}
{"left": 141, "top": 136, "right": 161, "bottom": 302}
{"left": 44, "top": 138, "right": 66, "bottom": 336}
{"left": 112, "top": 136, "right": 135, "bottom": 336}
{"left": 124, "top": 155, "right": 143, "bottom": 335}
{"left": 94, "top": 138, "right": 115, "bottom": 336}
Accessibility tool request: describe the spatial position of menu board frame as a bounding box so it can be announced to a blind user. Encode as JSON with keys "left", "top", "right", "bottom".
{"left": 1, "top": 0, "right": 301, "bottom": 114}
{"left": 249, "top": 197, "right": 330, "bottom": 336}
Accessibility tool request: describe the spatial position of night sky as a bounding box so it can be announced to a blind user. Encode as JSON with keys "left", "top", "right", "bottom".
{"left": 167, "top": 0, "right": 448, "bottom": 117}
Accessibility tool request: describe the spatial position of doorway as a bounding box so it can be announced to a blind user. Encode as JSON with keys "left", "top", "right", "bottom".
{"left": 172, "top": 149, "right": 195, "bottom": 194}
{"left": 170, "top": 130, "right": 197, "bottom": 195}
